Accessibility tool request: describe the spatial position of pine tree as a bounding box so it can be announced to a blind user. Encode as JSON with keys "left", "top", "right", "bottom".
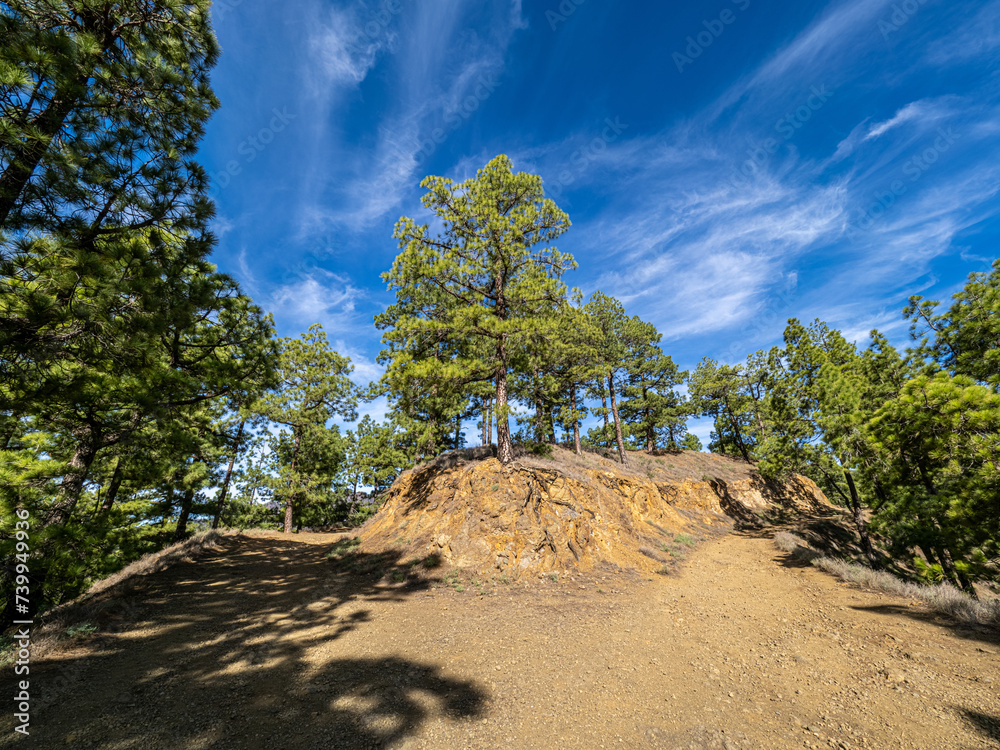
{"left": 380, "top": 155, "right": 574, "bottom": 464}
{"left": 904, "top": 258, "right": 1000, "bottom": 388}
{"left": 688, "top": 358, "right": 754, "bottom": 463}
{"left": 620, "top": 335, "right": 686, "bottom": 452}
{"left": 252, "top": 325, "right": 357, "bottom": 533}
{"left": 0, "top": 0, "right": 218, "bottom": 235}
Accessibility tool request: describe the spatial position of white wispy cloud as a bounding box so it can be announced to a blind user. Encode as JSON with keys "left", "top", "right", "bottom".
{"left": 268, "top": 269, "right": 365, "bottom": 337}
{"left": 306, "top": 3, "right": 397, "bottom": 92}
{"left": 864, "top": 101, "right": 927, "bottom": 141}
{"left": 496, "top": 0, "right": 997, "bottom": 356}
{"left": 298, "top": 0, "right": 528, "bottom": 235}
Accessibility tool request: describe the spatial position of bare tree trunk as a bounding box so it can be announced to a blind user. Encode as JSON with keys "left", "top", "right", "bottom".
{"left": 723, "top": 398, "right": 752, "bottom": 464}
{"left": 601, "top": 390, "right": 611, "bottom": 449}
{"left": 174, "top": 488, "right": 195, "bottom": 541}
{"left": 99, "top": 457, "right": 124, "bottom": 514}
{"left": 284, "top": 429, "right": 301, "bottom": 533}
{"left": 487, "top": 397, "right": 493, "bottom": 445}
{"left": 0, "top": 87, "right": 80, "bottom": 227}
{"left": 213, "top": 419, "right": 245, "bottom": 529}
{"left": 570, "top": 386, "right": 582, "bottom": 455}
{"left": 533, "top": 366, "right": 544, "bottom": 442}
{"left": 495, "top": 340, "right": 513, "bottom": 464}
{"left": 453, "top": 413, "right": 462, "bottom": 449}
{"left": 642, "top": 387, "right": 655, "bottom": 451}
{"left": 936, "top": 545, "right": 978, "bottom": 599}
{"left": 608, "top": 373, "right": 628, "bottom": 467}
{"left": 844, "top": 471, "right": 879, "bottom": 570}
{"left": 482, "top": 397, "right": 489, "bottom": 446}
{"left": 47, "top": 422, "right": 101, "bottom": 527}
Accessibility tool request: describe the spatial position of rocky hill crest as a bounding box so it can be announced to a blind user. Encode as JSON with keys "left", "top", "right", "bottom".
{"left": 358, "top": 446, "right": 832, "bottom": 578}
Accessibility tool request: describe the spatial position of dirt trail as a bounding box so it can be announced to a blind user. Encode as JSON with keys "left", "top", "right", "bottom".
{"left": 3, "top": 529, "right": 998, "bottom": 749}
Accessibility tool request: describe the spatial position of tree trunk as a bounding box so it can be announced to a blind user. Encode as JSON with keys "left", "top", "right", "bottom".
{"left": 930, "top": 543, "right": 963, "bottom": 590}
{"left": 46, "top": 422, "right": 101, "bottom": 527}
{"left": 601, "top": 390, "right": 611, "bottom": 449}
{"left": 495, "top": 340, "right": 513, "bottom": 464}
{"left": 533, "top": 366, "right": 544, "bottom": 443}
{"left": 723, "top": 398, "right": 752, "bottom": 464}
{"left": 570, "top": 386, "right": 582, "bottom": 455}
{"left": 487, "top": 397, "right": 493, "bottom": 445}
{"left": 352, "top": 473, "right": 360, "bottom": 517}
{"left": 481, "top": 397, "right": 489, "bottom": 446}
{"left": 954, "top": 565, "right": 979, "bottom": 600}
{"left": 284, "top": 429, "right": 301, "bottom": 533}
{"left": 453, "top": 413, "right": 462, "bottom": 449}
{"left": 641, "top": 387, "right": 654, "bottom": 451}
{"left": 0, "top": 87, "right": 81, "bottom": 227}
{"left": 546, "top": 407, "right": 557, "bottom": 445}
{"left": 99, "top": 457, "right": 124, "bottom": 514}
{"left": 914, "top": 469, "right": 979, "bottom": 598}
{"left": 936, "top": 545, "right": 978, "bottom": 599}
{"left": 174, "top": 488, "right": 195, "bottom": 541}
{"left": 844, "top": 470, "right": 879, "bottom": 570}
{"left": 608, "top": 372, "right": 628, "bottom": 467}
{"left": 212, "top": 420, "right": 245, "bottom": 529}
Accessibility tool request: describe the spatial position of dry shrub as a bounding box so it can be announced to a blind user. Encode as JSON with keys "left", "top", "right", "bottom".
{"left": 773, "top": 531, "right": 801, "bottom": 553}
{"left": 638, "top": 546, "right": 667, "bottom": 563}
{"left": 773, "top": 533, "right": 1000, "bottom": 627}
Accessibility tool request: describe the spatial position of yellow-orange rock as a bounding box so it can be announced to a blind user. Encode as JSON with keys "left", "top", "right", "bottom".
{"left": 358, "top": 446, "right": 832, "bottom": 578}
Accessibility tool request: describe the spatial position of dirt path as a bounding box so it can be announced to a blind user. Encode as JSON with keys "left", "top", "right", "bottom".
{"left": 3, "top": 530, "right": 998, "bottom": 749}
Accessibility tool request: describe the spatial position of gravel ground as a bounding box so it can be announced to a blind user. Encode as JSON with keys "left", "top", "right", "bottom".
{"left": 2, "top": 529, "right": 997, "bottom": 749}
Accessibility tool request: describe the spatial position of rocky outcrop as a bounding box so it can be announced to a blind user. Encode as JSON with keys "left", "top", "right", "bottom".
{"left": 358, "top": 447, "right": 832, "bottom": 578}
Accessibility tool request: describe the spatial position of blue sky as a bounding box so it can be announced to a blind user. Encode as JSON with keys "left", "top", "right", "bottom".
{"left": 201, "top": 0, "right": 1000, "bottom": 446}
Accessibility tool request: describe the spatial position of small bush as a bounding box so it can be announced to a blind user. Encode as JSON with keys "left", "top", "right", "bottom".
{"left": 347, "top": 503, "right": 380, "bottom": 526}
{"left": 674, "top": 533, "right": 696, "bottom": 547}
{"left": 326, "top": 537, "right": 361, "bottom": 559}
{"left": 524, "top": 441, "right": 553, "bottom": 458}
{"left": 773, "top": 531, "right": 801, "bottom": 554}
{"left": 639, "top": 546, "right": 667, "bottom": 563}
{"left": 64, "top": 622, "right": 97, "bottom": 639}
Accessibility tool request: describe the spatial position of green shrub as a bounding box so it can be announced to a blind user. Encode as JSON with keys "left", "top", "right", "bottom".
{"left": 65, "top": 622, "right": 98, "bottom": 639}
{"left": 326, "top": 537, "right": 361, "bottom": 559}
{"left": 524, "top": 441, "right": 553, "bottom": 458}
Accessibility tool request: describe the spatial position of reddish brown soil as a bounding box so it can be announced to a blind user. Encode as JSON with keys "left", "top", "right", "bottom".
{"left": 2, "top": 527, "right": 997, "bottom": 749}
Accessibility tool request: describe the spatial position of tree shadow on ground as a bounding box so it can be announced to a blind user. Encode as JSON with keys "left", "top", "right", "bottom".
{"left": 708, "top": 479, "right": 766, "bottom": 531}
{"left": 846, "top": 603, "right": 1000, "bottom": 647}
{"left": 957, "top": 708, "right": 1000, "bottom": 745}
{"left": 0, "top": 535, "right": 486, "bottom": 749}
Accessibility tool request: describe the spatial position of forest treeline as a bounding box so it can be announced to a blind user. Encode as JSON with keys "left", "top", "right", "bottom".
{"left": 0, "top": 3, "right": 997, "bottom": 621}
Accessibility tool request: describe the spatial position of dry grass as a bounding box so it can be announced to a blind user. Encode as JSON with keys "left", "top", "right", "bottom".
{"left": 83, "top": 530, "right": 223, "bottom": 599}
{"left": 773, "top": 532, "right": 1000, "bottom": 627}
{"left": 638, "top": 545, "right": 668, "bottom": 563}
{"left": 415, "top": 443, "right": 757, "bottom": 487}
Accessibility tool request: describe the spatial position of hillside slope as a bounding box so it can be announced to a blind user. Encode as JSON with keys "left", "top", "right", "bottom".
{"left": 358, "top": 445, "right": 832, "bottom": 577}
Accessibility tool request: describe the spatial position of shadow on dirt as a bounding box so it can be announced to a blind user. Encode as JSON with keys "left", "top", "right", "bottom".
{"left": 958, "top": 708, "right": 1000, "bottom": 745}
{"left": 0, "top": 535, "right": 486, "bottom": 749}
{"left": 846, "top": 603, "right": 1000, "bottom": 647}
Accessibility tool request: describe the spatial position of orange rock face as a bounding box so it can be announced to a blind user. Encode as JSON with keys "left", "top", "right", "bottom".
{"left": 358, "top": 448, "right": 832, "bottom": 578}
